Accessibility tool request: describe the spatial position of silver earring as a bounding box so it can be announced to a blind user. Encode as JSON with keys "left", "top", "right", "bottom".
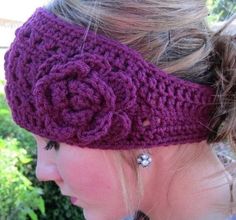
{"left": 137, "top": 153, "right": 152, "bottom": 168}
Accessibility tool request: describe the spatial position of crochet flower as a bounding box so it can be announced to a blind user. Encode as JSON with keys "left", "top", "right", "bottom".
{"left": 33, "top": 53, "right": 137, "bottom": 145}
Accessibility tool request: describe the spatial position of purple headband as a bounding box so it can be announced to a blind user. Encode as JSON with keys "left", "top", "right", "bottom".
{"left": 4, "top": 7, "right": 216, "bottom": 150}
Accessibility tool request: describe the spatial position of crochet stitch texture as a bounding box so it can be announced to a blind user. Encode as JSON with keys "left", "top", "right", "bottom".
{"left": 4, "top": 7, "right": 216, "bottom": 150}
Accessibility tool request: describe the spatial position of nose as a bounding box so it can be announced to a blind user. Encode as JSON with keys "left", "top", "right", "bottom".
{"left": 36, "top": 162, "right": 62, "bottom": 182}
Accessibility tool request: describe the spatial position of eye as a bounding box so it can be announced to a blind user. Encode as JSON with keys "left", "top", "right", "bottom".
{"left": 44, "top": 140, "right": 60, "bottom": 151}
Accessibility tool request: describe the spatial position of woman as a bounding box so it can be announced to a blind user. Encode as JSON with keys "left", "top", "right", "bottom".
{"left": 3, "top": 0, "right": 236, "bottom": 219}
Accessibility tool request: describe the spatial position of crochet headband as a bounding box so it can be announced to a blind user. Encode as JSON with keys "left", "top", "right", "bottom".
{"left": 4, "top": 7, "right": 216, "bottom": 150}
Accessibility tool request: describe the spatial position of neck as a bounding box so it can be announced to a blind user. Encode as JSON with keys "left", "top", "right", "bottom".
{"left": 140, "top": 141, "right": 233, "bottom": 220}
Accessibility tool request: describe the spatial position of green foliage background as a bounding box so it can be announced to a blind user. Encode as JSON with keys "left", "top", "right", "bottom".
{"left": 207, "top": 0, "right": 236, "bottom": 23}
{"left": 0, "top": 83, "right": 85, "bottom": 220}
{"left": 0, "top": 137, "right": 45, "bottom": 220}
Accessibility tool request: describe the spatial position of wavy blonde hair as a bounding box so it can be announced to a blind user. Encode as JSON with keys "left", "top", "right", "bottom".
{"left": 45, "top": 0, "right": 236, "bottom": 219}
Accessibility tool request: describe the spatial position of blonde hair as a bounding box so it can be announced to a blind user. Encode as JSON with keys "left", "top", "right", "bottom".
{"left": 45, "top": 0, "right": 236, "bottom": 218}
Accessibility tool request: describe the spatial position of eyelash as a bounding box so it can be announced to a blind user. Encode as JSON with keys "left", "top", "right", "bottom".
{"left": 44, "top": 140, "right": 60, "bottom": 151}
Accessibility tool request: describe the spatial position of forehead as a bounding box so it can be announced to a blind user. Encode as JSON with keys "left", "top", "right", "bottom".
{"left": 32, "top": 133, "right": 48, "bottom": 142}
{"left": 32, "top": 133, "right": 41, "bottom": 139}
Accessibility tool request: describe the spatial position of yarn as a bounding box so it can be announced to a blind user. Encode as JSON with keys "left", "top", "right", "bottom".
{"left": 4, "top": 7, "right": 216, "bottom": 150}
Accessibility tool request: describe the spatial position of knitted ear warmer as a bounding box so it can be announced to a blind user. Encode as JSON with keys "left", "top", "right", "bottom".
{"left": 4, "top": 7, "right": 216, "bottom": 150}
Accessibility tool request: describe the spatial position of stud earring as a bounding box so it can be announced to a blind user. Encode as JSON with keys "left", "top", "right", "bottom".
{"left": 137, "top": 153, "right": 152, "bottom": 168}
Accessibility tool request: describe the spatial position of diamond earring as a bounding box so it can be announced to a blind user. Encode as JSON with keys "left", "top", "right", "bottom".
{"left": 137, "top": 153, "right": 152, "bottom": 168}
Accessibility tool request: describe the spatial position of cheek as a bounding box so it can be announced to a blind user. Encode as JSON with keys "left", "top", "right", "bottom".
{"left": 57, "top": 150, "right": 122, "bottom": 205}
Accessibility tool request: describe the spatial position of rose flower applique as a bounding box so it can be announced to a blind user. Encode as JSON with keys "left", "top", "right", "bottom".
{"left": 33, "top": 53, "right": 137, "bottom": 146}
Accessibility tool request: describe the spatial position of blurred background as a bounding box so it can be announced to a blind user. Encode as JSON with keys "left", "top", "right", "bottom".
{"left": 0, "top": 0, "right": 49, "bottom": 82}
{"left": 0, "top": 0, "right": 236, "bottom": 220}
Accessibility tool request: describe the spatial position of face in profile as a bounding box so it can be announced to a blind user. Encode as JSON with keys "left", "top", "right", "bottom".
{"left": 33, "top": 133, "right": 135, "bottom": 220}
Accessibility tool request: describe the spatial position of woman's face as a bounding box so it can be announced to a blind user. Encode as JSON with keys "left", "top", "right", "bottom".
{"left": 33, "top": 133, "right": 135, "bottom": 220}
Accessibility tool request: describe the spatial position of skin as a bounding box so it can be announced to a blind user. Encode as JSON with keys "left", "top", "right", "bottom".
{"left": 33, "top": 133, "right": 138, "bottom": 220}
{"left": 33, "top": 133, "right": 232, "bottom": 220}
{"left": 139, "top": 141, "right": 233, "bottom": 220}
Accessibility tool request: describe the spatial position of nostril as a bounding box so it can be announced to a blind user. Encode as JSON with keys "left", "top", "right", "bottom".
{"left": 55, "top": 180, "right": 64, "bottom": 189}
